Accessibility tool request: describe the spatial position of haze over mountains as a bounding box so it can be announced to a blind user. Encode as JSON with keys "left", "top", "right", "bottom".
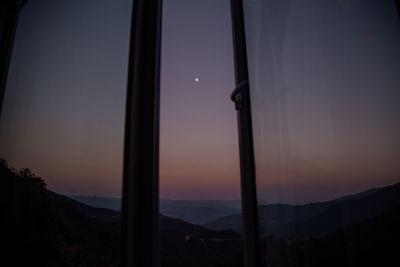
{"left": 69, "top": 182, "right": 400, "bottom": 237}
{"left": 69, "top": 195, "right": 242, "bottom": 224}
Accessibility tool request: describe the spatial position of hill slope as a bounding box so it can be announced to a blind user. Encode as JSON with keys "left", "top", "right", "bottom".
{"left": 205, "top": 182, "right": 400, "bottom": 239}
{"left": 68, "top": 195, "right": 241, "bottom": 225}
{"left": 1, "top": 160, "right": 242, "bottom": 266}
{"left": 260, "top": 204, "right": 400, "bottom": 267}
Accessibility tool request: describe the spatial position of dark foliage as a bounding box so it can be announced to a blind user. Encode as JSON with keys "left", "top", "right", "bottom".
{"left": 1, "top": 159, "right": 243, "bottom": 266}
{"left": 1, "top": 159, "right": 121, "bottom": 266}
{"left": 160, "top": 214, "right": 243, "bottom": 267}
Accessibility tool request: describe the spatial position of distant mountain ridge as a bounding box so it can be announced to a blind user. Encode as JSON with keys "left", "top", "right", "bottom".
{"left": 68, "top": 195, "right": 121, "bottom": 210}
{"left": 69, "top": 184, "right": 393, "bottom": 227}
{"left": 205, "top": 182, "right": 400, "bottom": 239}
{"left": 68, "top": 195, "right": 242, "bottom": 224}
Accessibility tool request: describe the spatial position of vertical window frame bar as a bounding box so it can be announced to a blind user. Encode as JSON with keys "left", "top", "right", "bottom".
{"left": 121, "top": 0, "right": 163, "bottom": 266}
{"left": 0, "top": 0, "right": 27, "bottom": 118}
{"left": 230, "top": 0, "right": 261, "bottom": 267}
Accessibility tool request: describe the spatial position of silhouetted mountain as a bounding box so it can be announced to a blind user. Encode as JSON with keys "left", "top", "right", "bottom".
{"left": 68, "top": 195, "right": 121, "bottom": 210}
{"left": 1, "top": 159, "right": 121, "bottom": 266}
{"left": 160, "top": 215, "right": 243, "bottom": 267}
{"left": 260, "top": 204, "right": 400, "bottom": 267}
{"left": 1, "top": 159, "right": 242, "bottom": 266}
{"left": 4, "top": 158, "right": 398, "bottom": 266}
{"left": 161, "top": 205, "right": 240, "bottom": 224}
{"left": 332, "top": 186, "right": 381, "bottom": 202}
{"left": 161, "top": 199, "right": 242, "bottom": 209}
{"left": 68, "top": 195, "right": 241, "bottom": 224}
{"left": 205, "top": 183, "right": 400, "bottom": 238}
{"left": 204, "top": 200, "right": 337, "bottom": 232}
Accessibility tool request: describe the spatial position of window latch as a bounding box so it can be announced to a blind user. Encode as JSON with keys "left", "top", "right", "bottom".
{"left": 231, "top": 79, "right": 248, "bottom": 110}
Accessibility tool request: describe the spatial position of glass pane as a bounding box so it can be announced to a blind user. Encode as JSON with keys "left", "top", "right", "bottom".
{"left": 159, "top": 0, "right": 243, "bottom": 266}
{"left": 1, "top": 0, "right": 132, "bottom": 265}
{"left": 242, "top": 0, "right": 400, "bottom": 266}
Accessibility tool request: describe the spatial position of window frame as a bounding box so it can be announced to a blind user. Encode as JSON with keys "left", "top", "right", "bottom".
{"left": 1, "top": 1, "right": 399, "bottom": 267}
{"left": 0, "top": 0, "right": 27, "bottom": 118}
{"left": 230, "top": 0, "right": 261, "bottom": 266}
{"left": 121, "top": 0, "right": 163, "bottom": 266}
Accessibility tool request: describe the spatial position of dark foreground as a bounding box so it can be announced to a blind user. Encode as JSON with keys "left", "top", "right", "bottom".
{"left": 1, "top": 159, "right": 399, "bottom": 266}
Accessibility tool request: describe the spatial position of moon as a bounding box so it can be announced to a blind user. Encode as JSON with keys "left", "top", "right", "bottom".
{"left": 194, "top": 77, "right": 199, "bottom": 82}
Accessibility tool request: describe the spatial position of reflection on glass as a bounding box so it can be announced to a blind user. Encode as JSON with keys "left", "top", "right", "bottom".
{"left": 243, "top": 0, "right": 400, "bottom": 266}
{"left": 1, "top": 0, "right": 131, "bottom": 265}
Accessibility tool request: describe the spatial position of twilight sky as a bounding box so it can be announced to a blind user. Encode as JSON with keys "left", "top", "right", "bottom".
{"left": 0, "top": 0, "right": 399, "bottom": 203}
{"left": 159, "top": 0, "right": 239, "bottom": 200}
{"left": 0, "top": 0, "right": 240, "bottom": 200}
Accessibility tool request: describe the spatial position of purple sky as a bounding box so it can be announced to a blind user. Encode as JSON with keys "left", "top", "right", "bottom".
{"left": 0, "top": 0, "right": 240, "bottom": 200}
{"left": 159, "top": 0, "right": 240, "bottom": 200}
{"left": 0, "top": 0, "right": 399, "bottom": 203}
